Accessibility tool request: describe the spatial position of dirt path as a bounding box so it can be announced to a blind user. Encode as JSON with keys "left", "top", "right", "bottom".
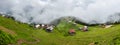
{"left": 17, "top": 36, "right": 40, "bottom": 45}
{"left": 0, "top": 26, "right": 40, "bottom": 45}
{"left": 0, "top": 26, "right": 16, "bottom": 35}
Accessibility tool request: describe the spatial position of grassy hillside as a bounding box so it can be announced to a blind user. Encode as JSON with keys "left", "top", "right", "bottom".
{"left": 0, "top": 16, "right": 120, "bottom": 45}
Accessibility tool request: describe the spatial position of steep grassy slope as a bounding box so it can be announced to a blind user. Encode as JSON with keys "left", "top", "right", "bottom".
{"left": 0, "top": 16, "right": 120, "bottom": 45}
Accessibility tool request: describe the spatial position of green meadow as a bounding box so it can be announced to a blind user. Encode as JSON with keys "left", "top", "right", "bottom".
{"left": 0, "top": 16, "right": 120, "bottom": 45}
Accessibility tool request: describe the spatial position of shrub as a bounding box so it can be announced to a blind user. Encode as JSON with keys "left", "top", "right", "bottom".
{"left": 0, "top": 30, "right": 16, "bottom": 45}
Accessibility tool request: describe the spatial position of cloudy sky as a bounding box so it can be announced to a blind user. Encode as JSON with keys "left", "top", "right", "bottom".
{"left": 0, "top": 0, "right": 120, "bottom": 24}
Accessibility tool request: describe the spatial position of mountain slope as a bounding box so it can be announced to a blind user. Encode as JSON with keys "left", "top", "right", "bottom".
{"left": 0, "top": 16, "right": 120, "bottom": 45}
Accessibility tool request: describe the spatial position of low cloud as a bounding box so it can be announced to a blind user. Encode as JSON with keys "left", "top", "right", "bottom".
{"left": 0, "top": 0, "right": 120, "bottom": 24}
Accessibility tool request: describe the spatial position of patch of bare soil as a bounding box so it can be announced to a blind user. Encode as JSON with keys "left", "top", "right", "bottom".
{"left": 16, "top": 36, "right": 40, "bottom": 45}
{"left": 0, "top": 26, "right": 16, "bottom": 35}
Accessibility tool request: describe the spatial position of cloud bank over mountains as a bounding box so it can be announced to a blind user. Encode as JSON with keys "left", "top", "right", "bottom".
{"left": 0, "top": 0, "right": 120, "bottom": 24}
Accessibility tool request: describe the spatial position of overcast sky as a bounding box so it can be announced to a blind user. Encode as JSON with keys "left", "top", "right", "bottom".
{"left": 0, "top": 0, "right": 120, "bottom": 24}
